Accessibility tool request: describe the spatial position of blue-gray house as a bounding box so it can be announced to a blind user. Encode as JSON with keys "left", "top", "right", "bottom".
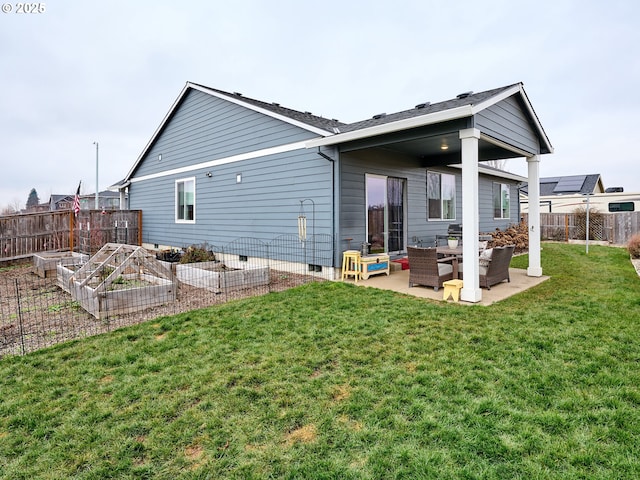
{"left": 116, "top": 81, "right": 552, "bottom": 302}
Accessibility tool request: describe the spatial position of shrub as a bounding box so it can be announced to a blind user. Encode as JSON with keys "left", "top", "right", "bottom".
{"left": 179, "top": 243, "right": 216, "bottom": 263}
{"left": 628, "top": 234, "right": 640, "bottom": 259}
{"left": 484, "top": 221, "right": 529, "bottom": 253}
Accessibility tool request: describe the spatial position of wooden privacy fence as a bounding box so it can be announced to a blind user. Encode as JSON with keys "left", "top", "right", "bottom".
{"left": 0, "top": 210, "right": 142, "bottom": 260}
{"left": 522, "top": 212, "right": 640, "bottom": 245}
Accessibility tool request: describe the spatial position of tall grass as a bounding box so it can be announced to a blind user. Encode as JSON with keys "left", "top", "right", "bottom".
{"left": 0, "top": 243, "right": 639, "bottom": 479}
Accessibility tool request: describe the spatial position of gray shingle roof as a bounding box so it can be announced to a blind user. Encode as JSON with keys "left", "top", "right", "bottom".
{"left": 520, "top": 174, "right": 602, "bottom": 196}
{"left": 190, "top": 83, "right": 346, "bottom": 133}
{"left": 191, "top": 82, "right": 520, "bottom": 135}
{"left": 337, "top": 84, "right": 519, "bottom": 133}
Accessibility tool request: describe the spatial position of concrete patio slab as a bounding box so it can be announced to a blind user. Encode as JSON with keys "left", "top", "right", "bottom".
{"left": 342, "top": 268, "right": 549, "bottom": 306}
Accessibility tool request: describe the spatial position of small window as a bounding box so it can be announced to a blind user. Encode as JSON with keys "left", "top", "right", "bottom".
{"left": 493, "top": 183, "right": 510, "bottom": 219}
{"left": 176, "top": 177, "right": 195, "bottom": 223}
{"left": 608, "top": 202, "right": 634, "bottom": 212}
{"left": 427, "top": 171, "right": 456, "bottom": 220}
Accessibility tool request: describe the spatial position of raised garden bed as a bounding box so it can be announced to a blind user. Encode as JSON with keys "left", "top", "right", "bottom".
{"left": 32, "top": 251, "right": 88, "bottom": 278}
{"left": 176, "top": 260, "right": 270, "bottom": 293}
{"left": 65, "top": 243, "right": 176, "bottom": 319}
{"left": 56, "top": 262, "right": 83, "bottom": 293}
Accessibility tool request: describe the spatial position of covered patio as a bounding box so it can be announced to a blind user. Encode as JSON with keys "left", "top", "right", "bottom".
{"left": 308, "top": 82, "right": 553, "bottom": 303}
{"left": 345, "top": 265, "right": 549, "bottom": 306}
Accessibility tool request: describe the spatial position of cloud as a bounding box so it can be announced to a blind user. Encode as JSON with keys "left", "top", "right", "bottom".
{"left": 1, "top": 0, "right": 640, "bottom": 211}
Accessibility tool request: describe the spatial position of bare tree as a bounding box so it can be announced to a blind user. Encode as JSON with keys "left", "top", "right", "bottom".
{"left": 1, "top": 198, "right": 22, "bottom": 216}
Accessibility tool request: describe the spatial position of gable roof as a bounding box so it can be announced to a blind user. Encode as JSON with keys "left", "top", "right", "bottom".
{"left": 338, "top": 84, "right": 517, "bottom": 133}
{"left": 306, "top": 82, "right": 553, "bottom": 155}
{"left": 520, "top": 174, "right": 603, "bottom": 196}
{"left": 123, "top": 81, "right": 552, "bottom": 184}
{"left": 189, "top": 83, "right": 346, "bottom": 133}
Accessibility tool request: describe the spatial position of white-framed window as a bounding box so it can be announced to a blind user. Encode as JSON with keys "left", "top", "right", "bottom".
{"left": 176, "top": 177, "right": 195, "bottom": 223}
{"left": 427, "top": 171, "right": 456, "bottom": 220}
{"left": 493, "top": 182, "right": 510, "bottom": 219}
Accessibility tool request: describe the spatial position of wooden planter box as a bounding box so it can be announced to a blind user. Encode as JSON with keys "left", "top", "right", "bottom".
{"left": 33, "top": 251, "right": 88, "bottom": 278}
{"left": 59, "top": 243, "right": 176, "bottom": 319}
{"left": 67, "top": 273, "right": 176, "bottom": 319}
{"left": 56, "top": 263, "right": 84, "bottom": 293}
{"left": 177, "top": 260, "right": 270, "bottom": 293}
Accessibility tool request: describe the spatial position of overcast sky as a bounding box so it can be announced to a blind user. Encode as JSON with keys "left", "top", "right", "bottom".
{"left": 1, "top": 0, "right": 638, "bottom": 209}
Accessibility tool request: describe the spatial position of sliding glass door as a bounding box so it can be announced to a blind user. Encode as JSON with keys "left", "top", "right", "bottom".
{"left": 366, "top": 174, "right": 406, "bottom": 254}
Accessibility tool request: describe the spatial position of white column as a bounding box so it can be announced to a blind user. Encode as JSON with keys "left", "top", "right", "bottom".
{"left": 527, "top": 155, "right": 543, "bottom": 276}
{"left": 119, "top": 188, "right": 128, "bottom": 210}
{"left": 459, "top": 128, "right": 482, "bottom": 303}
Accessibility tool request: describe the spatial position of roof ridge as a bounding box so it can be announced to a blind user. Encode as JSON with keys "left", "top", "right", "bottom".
{"left": 189, "top": 82, "right": 346, "bottom": 130}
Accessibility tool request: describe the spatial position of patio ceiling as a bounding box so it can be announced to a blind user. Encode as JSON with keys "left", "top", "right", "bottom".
{"left": 338, "top": 126, "right": 529, "bottom": 166}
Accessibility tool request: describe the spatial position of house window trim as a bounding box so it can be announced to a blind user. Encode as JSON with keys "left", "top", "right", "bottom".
{"left": 175, "top": 177, "right": 196, "bottom": 224}
{"left": 493, "top": 182, "right": 511, "bottom": 220}
{"left": 426, "top": 170, "right": 456, "bottom": 221}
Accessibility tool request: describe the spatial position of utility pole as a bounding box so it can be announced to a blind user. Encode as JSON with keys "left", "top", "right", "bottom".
{"left": 94, "top": 141, "right": 99, "bottom": 209}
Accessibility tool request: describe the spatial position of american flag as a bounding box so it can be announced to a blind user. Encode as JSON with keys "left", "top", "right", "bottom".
{"left": 73, "top": 181, "right": 81, "bottom": 215}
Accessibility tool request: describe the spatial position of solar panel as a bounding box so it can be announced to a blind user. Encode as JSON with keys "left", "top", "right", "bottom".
{"left": 554, "top": 175, "right": 586, "bottom": 193}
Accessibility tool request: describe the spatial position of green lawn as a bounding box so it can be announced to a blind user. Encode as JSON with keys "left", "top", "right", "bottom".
{"left": 1, "top": 243, "right": 639, "bottom": 479}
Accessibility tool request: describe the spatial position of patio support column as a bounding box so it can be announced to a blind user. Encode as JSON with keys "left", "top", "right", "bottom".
{"left": 459, "top": 128, "right": 482, "bottom": 303}
{"left": 527, "top": 155, "right": 543, "bottom": 276}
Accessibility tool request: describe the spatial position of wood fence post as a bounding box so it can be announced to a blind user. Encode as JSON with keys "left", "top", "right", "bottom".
{"left": 69, "top": 211, "right": 74, "bottom": 252}
{"left": 137, "top": 210, "right": 142, "bottom": 246}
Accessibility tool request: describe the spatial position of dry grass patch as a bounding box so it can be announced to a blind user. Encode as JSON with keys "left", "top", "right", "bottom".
{"left": 338, "top": 415, "right": 363, "bottom": 431}
{"left": 332, "top": 383, "right": 351, "bottom": 401}
{"left": 284, "top": 424, "right": 317, "bottom": 445}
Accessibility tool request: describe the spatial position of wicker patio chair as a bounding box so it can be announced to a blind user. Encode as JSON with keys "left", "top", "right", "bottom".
{"left": 407, "top": 246, "right": 455, "bottom": 291}
{"left": 459, "top": 244, "right": 515, "bottom": 289}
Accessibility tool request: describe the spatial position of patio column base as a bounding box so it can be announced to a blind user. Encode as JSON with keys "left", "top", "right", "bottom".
{"left": 461, "top": 287, "right": 482, "bottom": 303}
{"left": 527, "top": 266, "right": 543, "bottom": 277}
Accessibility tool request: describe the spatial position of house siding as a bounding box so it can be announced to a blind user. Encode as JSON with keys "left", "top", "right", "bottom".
{"left": 476, "top": 95, "right": 541, "bottom": 154}
{"left": 129, "top": 88, "right": 334, "bottom": 249}
{"left": 338, "top": 149, "right": 520, "bottom": 251}
{"left": 132, "top": 89, "right": 320, "bottom": 179}
{"left": 132, "top": 149, "right": 333, "bottom": 248}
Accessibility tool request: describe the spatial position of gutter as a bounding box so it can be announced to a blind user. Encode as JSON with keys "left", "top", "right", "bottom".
{"left": 305, "top": 105, "right": 474, "bottom": 148}
{"left": 316, "top": 147, "right": 337, "bottom": 266}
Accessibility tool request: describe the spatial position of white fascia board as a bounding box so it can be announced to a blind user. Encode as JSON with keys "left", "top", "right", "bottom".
{"left": 472, "top": 83, "right": 554, "bottom": 154}
{"left": 124, "top": 83, "right": 192, "bottom": 183}
{"left": 517, "top": 85, "right": 554, "bottom": 153}
{"left": 305, "top": 105, "right": 474, "bottom": 148}
{"left": 469, "top": 84, "right": 522, "bottom": 115}
{"left": 188, "top": 83, "right": 333, "bottom": 137}
{"left": 480, "top": 132, "right": 534, "bottom": 158}
{"left": 123, "top": 82, "right": 333, "bottom": 185}
{"left": 450, "top": 164, "right": 527, "bottom": 183}
{"left": 129, "top": 140, "right": 308, "bottom": 184}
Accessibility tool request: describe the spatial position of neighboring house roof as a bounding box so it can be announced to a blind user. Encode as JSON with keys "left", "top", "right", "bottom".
{"left": 46, "top": 194, "right": 74, "bottom": 211}
{"left": 520, "top": 174, "right": 604, "bottom": 196}
{"left": 80, "top": 190, "right": 119, "bottom": 199}
{"left": 122, "top": 81, "right": 552, "bottom": 185}
{"left": 49, "top": 194, "right": 72, "bottom": 204}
